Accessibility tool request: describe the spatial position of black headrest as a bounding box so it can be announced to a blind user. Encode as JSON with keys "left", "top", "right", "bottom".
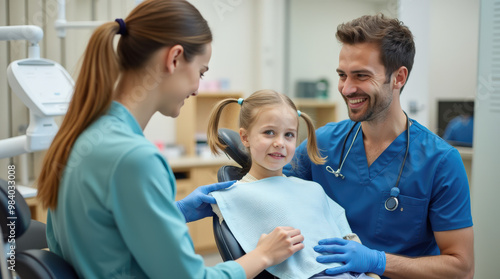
{"left": 0, "top": 178, "right": 32, "bottom": 241}
{"left": 218, "top": 128, "right": 250, "bottom": 169}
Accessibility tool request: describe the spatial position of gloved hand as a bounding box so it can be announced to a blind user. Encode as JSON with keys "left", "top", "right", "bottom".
{"left": 175, "top": 180, "right": 235, "bottom": 223}
{"left": 314, "top": 237, "right": 386, "bottom": 275}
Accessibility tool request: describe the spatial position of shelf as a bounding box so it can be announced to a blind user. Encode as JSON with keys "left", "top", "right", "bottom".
{"left": 168, "top": 155, "right": 235, "bottom": 169}
{"left": 294, "top": 98, "right": 336, "bottom": 108}
{"left": 293, "top": 98, "right": 336, "bottom": 142}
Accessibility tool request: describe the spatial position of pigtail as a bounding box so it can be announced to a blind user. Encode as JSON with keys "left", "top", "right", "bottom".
{"left": 37, "top": 22, "right": 120, "bottom": 209}
{"left": 300, "top": 112, "right": 327, "bottom": 165}
{"left": 207, "top": 99, "right": 239, "bottom": 155}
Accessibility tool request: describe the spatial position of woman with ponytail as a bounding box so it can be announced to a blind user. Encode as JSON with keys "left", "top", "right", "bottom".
{"left": 37, "top": 1, "right": 303, "bottom": 278}
{"left": 206, "top": 90, "right": 377, "bottom": 279}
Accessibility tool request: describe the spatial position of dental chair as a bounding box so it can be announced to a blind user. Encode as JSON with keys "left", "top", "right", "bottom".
{"left": 0, "top": 179, "right": 78, "bottom": 279}
{"left": 213, "top": 128, "right": 276, "bottom": 279}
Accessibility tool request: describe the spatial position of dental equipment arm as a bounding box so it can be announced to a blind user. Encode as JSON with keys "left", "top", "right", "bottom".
{"left": 54, "top": 0, "right": 143, "bottom": 38}
{"left": 0, "top": 25, "right": 43, "bottom": 58}
{"left": 0, "top": 25, "right": 74, "bottom": 159}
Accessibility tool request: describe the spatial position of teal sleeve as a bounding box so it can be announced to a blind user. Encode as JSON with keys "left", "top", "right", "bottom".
{"left": 110, "top": 146, "right": 245, "bottom": 279}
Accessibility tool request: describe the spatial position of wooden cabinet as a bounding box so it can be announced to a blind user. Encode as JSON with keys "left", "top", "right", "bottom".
{"left": 294, "top": 98, "right": 336, "bottom": 127}
{"left": 25, "top": 196, "right": 47, "bottom": 223}
{"left": 293, "top": 98, "right": 336, "bottom": 142}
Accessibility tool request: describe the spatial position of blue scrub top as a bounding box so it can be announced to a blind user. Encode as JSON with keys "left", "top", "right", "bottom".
{"left": 284, "top": 119, "right": 472, "bottom": 257}
{"left": 46, "top": 101, "right": 245, "bottom": 279}
{"left": 442, "top": 115, "right": 474, "bottom": 146}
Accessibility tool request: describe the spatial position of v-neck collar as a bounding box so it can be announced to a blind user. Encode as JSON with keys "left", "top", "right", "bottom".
{"left": 352, "top": 122, "right": 418, "bottom": 183}
{"left": 108, "top": 101, "right": 144, "bottom": 136}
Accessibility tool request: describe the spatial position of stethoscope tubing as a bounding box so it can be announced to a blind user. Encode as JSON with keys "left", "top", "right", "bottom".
{"left": 329, "top": 111, "right": 411, "bottom": 211}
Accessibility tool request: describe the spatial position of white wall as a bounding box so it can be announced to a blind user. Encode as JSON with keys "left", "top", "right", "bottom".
{"left": 146, "top": 0, "right": 269, "bottom": 145}
{"left": 399, "top": 0, "right": 431, "bottom": 126}
{"left": 187, "top": 0, "right": 259, "bottom": 95}
{"left": 427, "top": 0, "right": 480, "bottom": 134}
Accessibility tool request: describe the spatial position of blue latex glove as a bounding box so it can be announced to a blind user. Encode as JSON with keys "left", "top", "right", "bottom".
{"left": 176, "top": 180, "right": 235, "bottom": 223}
{"left": 314, "top": 237, "right": 386, "bottom": 275}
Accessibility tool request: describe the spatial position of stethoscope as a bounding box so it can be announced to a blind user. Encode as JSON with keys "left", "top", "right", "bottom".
{"left": 326, "top": 111, "right": 410, "bottom": 212}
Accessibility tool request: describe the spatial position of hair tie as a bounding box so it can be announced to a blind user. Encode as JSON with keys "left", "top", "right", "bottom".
{"left": 297, "top": 110, "right": 302, "bottom": 117}
{"left": 115, "top": 18, "right": 127, "bottom": 36}
{"left": 237, "top": 98, "right": 244, "bottom": 105}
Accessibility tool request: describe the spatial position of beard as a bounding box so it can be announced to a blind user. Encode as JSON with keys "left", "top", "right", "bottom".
{"left": 345, "top": 85, "right": 393, "bottom": 123}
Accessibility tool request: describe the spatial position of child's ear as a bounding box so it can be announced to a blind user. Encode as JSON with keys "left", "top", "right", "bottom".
{"left": 239, "top": 128, "right": 250, "bottom": 148}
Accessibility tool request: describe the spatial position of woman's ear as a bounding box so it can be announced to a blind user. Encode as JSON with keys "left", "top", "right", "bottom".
{"left": 240, "top": 128, "right": 250, "bottom": 148}
{"left": 164, "top": 45, "right": 184, "bottom": 74}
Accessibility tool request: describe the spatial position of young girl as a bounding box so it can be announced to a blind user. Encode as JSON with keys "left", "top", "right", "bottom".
{"left": 207, "top": 89, "right": 377, "bottom": 279}
{"left": 36, "top": 1, "right": 304, "bottom": 278}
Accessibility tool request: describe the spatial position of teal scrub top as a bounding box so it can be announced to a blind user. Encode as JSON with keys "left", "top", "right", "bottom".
{"left": 46, "top": 101, "right": 245, "bottom": 279}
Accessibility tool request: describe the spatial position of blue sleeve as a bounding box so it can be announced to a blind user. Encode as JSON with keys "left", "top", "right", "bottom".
{"left": 110, "top": 146, "right": 245, "bottom": 279}
{"left": 430, "top": 147, "right": 473, "bottom": 231}
{"left": 284, "top": 139, "right": 313, "bottom": 180}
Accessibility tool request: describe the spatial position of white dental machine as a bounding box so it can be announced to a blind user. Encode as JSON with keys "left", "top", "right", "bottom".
{"left": 0, "top": 25, "right": 74, "bottom": 159}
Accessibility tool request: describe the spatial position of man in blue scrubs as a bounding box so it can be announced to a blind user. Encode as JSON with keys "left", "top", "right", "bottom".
{"left": 284, "top": 14, "right": 474, "bottom": 278}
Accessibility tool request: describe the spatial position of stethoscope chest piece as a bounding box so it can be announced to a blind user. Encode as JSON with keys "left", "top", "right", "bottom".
{"left": 385, "top": 187, "right": 400, "bottom": 211}
{"left": 385, "top": 196, "right": 399, "bottom": 211}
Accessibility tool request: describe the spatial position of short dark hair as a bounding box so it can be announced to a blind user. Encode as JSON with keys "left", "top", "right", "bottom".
{"left": 336, "top": 14, "right": 415, "bottom": 90}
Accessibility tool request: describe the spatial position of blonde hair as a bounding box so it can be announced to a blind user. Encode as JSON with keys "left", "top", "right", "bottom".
{"left": 207, "top": 89, "right": 326, "bottom": 169}
{"left": 37, "top": 0, "right": 212, "bottom": 209}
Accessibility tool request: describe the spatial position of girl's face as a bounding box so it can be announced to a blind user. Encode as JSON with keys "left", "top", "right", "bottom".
{"left": 240, "top": 105, "right": 298, "bottom": 180}
{"left": 159, "top": 43, "right": 212, "bottom": 118}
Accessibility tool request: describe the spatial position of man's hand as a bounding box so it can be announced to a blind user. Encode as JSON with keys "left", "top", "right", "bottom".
{"left": 314, "top": 237, "right": 386, "bottom": 275}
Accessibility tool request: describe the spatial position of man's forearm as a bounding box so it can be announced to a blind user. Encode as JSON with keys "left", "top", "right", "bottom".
{"left": 383, "top": 253, "right": 474, "bottom": 279}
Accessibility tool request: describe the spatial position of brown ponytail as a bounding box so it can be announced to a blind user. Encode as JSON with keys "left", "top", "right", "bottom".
{"left": 37, "top": 22, "right": 119, "bottom": 209}
{"left": 37, "top": 0, "right": 212, "bottom": 209}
